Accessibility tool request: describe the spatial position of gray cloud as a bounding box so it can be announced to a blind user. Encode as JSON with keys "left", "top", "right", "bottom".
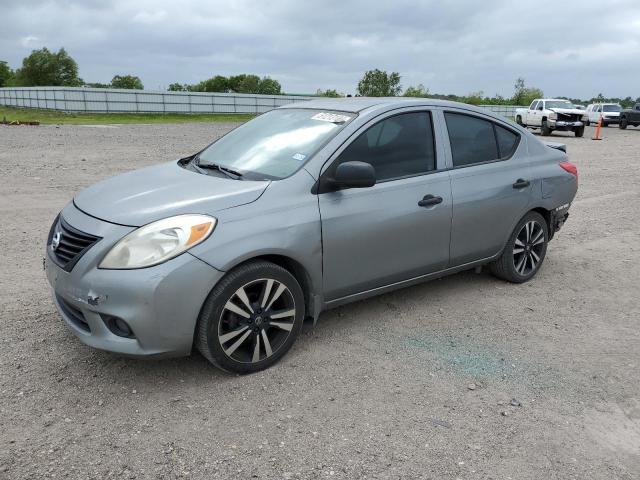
{"left": 1, "top": 0, "right": 639, "bottom": 98}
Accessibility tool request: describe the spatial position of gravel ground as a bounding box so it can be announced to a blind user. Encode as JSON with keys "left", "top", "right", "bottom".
{"left": 0, "top": 122, "right": 639, "bottom": 479}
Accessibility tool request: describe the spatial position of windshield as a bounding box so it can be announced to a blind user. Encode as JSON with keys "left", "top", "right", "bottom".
{"left": 545, "top": 100, "right": 574, "bottom": 109}
{"left": 603, "top": 104, "right": 621, "bottom": 112}
{"left": 196, "top": 108, "right": 354, "bottom": 179}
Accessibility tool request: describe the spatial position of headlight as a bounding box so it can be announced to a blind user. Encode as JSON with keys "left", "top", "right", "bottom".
{"left": 581, "top": 115, "right": 589, "bottom": 121}
{"left": 99, "top": 214, "right": 216, "bottom": 269}
{"left": 549, "top": 112, "right": 557, "bottom": 120}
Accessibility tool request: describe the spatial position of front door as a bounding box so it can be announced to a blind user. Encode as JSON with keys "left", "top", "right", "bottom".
{"left": 318, "top": 110, "right": 452, "bottom": 301}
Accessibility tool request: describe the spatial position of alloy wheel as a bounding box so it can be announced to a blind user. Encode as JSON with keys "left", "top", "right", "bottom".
{"left": 217, "top": 278, "right": 296, "bottom": 364}
{"left": 513, "top": 220, "right": 545, "bottom": 276}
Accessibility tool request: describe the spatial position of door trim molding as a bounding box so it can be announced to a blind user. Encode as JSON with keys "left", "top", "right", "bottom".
{"left": 323, "top": 253, "right": 500, "bottom": 309}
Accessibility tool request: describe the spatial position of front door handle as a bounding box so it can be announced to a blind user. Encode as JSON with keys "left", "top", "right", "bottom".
{"left": 513, "top": 179, "right": 530, "bottom": 189}
{"left": 418, "top": 194, "right": 443, "bottom": 207}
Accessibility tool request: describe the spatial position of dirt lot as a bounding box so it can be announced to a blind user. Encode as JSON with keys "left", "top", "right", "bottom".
{"left": 1, "top": 122, "right": 639, "bottom": 479}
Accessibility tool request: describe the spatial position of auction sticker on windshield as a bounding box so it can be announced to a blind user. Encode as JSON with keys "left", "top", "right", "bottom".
{"left": 311, "top": 112, "right": 352, "bottom": 123}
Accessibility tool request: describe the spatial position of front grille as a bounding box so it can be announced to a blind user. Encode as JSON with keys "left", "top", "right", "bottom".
{"left": 56, "top": 294, "right": 91, "bottom": 332}
{"left": 557, "top": 113, "right": 581, "bottom": 122}
{"left": 48, "top": 216, "right": 101, "bottom": 271}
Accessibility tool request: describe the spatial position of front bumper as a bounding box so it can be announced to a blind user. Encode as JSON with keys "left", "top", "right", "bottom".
{"left": 602, "top": 116, "right": 620, "bottom": 124}
{"left": 548, "top": 120, "right": 584, "bottom": 130}
{"left": 45, "top": 203, "right": 225, "bottom": 358}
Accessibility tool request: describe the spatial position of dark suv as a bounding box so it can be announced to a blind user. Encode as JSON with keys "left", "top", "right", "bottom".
{"left": 619, "top": 104, "right": 640, "bottom": 129}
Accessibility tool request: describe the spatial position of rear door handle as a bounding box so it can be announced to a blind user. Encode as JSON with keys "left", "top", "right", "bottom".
{"left": 418, "top": 194, "right": 443, "bottom": 207}
{"left": 513, "top": 179, "right": 530, "bottom": 189}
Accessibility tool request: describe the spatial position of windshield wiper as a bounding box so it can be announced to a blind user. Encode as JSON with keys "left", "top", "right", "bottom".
{"left": 192, "top": 157, "right": 243, "bottom": 179}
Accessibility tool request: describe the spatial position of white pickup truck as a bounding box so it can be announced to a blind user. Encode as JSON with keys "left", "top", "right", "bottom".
{"left": 515, "top": 99, "right": 587, "bottom": 137}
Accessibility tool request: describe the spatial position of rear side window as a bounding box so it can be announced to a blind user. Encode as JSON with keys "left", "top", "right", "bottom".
{"left": 336, "top": 112, "right": 436, "bottom": 181}
{"left": 444, "top": 112, "right": 520, "bottom": 167}
{"left": 495, "top": 125, "right": 519, "bottom": 158}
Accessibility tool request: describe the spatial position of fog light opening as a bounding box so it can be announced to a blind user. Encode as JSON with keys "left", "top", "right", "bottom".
{"left": 102, "top": 315, "right": 136, "bottom": 339}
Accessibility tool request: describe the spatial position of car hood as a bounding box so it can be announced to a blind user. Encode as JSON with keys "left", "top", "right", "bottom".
{"left": 549, "top": 108, "right": 585, "bottom": 115}
{"left": 74, "top": 161, "right": 269, "bottom": 226}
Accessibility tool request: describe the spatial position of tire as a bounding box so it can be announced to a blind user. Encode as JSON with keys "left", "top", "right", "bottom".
{"left": 585, "top": 119, "right": 591, "bottom": 127}
{"left": 574, "top": 126, "right": 584, "bottom": 137}
{"left": 516, "top": 115, "right": 523, "bottom": 126}
{"left": 541, "top": 120, "right": 551, "bottom": 136}
{"left": 196, "top": 260, "right": 305, "bottom": 374}
{"left": 602, "top": 122, "right": 608, "bottom": 127}
{"left": 490, "top": 211, "right": 549, "bottom": 284}
{"left": 619, "top": 118, "right": 628, "bottom": 129}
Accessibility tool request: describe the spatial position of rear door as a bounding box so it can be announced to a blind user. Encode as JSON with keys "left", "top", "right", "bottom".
{"left": 318, "top": 108, "right": 452, "bottom": 301}
{"left": 443, "top": 110, "right": 532, "bottom": 265}
{"left": 526, "top": 101, "right": 538, "bottom": 125}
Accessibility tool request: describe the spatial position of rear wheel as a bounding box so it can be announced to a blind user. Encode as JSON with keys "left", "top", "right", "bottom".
{"left": 196, "top": 261, "right": 305, "bottom": 373}
{"left": 619, "top": 118, "right": 628, "bottom": 129}
{"left": 516, "top": 115, "right": 523, "bottom": 126}
{"left": 541, "top": 120, "right": 551, "bottom": 136}
{"left": 490, "top": 211, "right": 548, "bottom": 283}
{"left": 574, "top": 126, "right": 584, "bottom": 137}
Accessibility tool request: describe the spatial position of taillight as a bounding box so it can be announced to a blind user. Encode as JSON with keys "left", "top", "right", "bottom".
{"left": 559, "top": 161, "right": 578, "bottom": 182}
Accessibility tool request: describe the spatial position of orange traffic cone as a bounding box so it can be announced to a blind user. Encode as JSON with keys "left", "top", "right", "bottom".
{"left": 592, "top": 114, "right": 603, "bottom": 140}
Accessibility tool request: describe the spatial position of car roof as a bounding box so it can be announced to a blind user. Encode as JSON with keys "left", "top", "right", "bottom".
{"left": 277, "top": 97, "right": 492, "bottom": 114}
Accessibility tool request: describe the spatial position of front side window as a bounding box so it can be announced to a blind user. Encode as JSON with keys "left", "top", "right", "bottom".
{"left": 530, "top": 101, "right": 538, "bottom": 110}
{"left": 196, "top": 108, "right": 353, "bottom": 179}
{"left": 445, "top": 112, "right": 520, "bottom": 167}
{"left": 334, "top": 112, "right": 436, "bottom": 181}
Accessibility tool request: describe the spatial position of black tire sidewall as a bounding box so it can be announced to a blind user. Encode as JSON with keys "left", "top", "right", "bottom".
{"left": 199, "top": 262, "right": 305, "bottom": 374}
{"left": 503, "top": 212, "right": 549, "bottom": 282}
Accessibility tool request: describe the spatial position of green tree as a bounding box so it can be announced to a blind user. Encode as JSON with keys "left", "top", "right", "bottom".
{"left": 168, "top": 82, "right": 188, "bottom": 91}
{"left": 228, "top": 74, "right": 260, "bottom": 93}
{"left": 110, "top": 74, "right": 144, "bottom": 89}
{"left": 403, "top": 84, "right": 429, "bottom": 97}
{"left": 462, "top": 91, "right": 485, "bottom": 105}
{"left": 512, "top": 77, "right": 543, "bottom": 106}
{"left": 357, "top": 69, "right": 402, "bottom": 97}
{"left": 0, "top": 61, "right": 13, "bottom": 87}
{"left": 257, "top": 77, "right": 282, "bottom": 95}
{"left": 191, "top": 75, "right": 230, "bottom": 92}
{"left": 14, "top": 47, "right": 82, "bottom": 86}
{"left": 316, "top": 88, "right": 342, "bottom": 98}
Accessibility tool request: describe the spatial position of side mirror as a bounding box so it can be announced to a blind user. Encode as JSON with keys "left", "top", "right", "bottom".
{"left": 327, "top": 161, "right": 376, "bottom": 191}
{"left": 538, "top": 105, "right": 544, "bottom": 111}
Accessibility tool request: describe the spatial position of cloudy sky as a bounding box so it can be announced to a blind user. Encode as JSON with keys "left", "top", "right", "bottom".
{"left": 1, "top": 0, "right": 639, "bottom": 98}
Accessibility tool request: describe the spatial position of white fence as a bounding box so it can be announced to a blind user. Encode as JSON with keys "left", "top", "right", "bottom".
{"left": 0, "top": 87, "right": 314, "bottom": 114}
{"left": 0, "top": 87, "right": 524, "bottom": 118}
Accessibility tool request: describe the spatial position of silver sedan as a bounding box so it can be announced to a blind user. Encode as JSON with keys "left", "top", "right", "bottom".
{"left": 45, "top": 98, "right": 578, "bottom": 373}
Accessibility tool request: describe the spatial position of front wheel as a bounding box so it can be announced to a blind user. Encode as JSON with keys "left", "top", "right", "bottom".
{"left": 196, "top": 261, "right": 305, "bottom": 373}
{"left": 619, "top": 118, "right": 628, "bottom": 129}
{"left": 516, "top": 115, "right": 523, "bottom": 126}
{"left": 541, "top": 120, "right": 551, "bottom": 136}
{"left": 585, "top": 119, "right": 591, "bottom": 126}
{"left": 574, "top": 126, "right": 585, "bottom": 137}
{"left": 490, "top": 211, "right": 549, "bottom": 283}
